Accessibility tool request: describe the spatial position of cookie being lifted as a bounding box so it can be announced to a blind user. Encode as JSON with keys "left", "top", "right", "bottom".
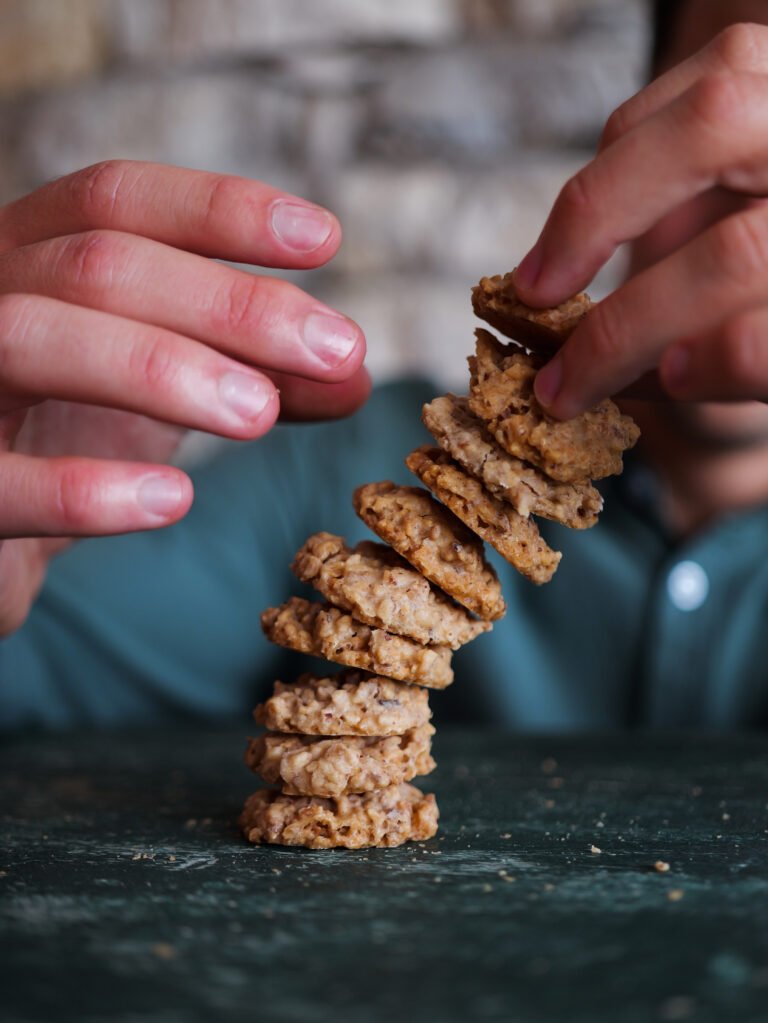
{"left": 469, "top": 329, "right": 639, "bottom": 484}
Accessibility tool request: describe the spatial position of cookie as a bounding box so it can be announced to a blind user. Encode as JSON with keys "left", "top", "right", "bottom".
{"left": 292, "top": 532, "right": 490, "bottom": 649}
{"left": 254, "top": 671, "right": 432, "bottom": 737}
{"left": 472, "top": 271, "right": 591, "bottom": 356}
{"left": 422, "top": 393, "right": 602, "bottom": 528}
{"left": 240, "top": 782, "right": 439, "bottom": 849}
{"left": 406, "top": 445, "right": 561, "bottom": 585}
{"left": 245, "top": 724, "right": 436, "bottom": 797}
{"left": 261, "top": 596, "right": 454, "bottom": 689}
{"left": 468, "top": 329, "right": 639, "bottom": 483}
{"left": 353, "top": 481, "right": 506, "bottom": 622}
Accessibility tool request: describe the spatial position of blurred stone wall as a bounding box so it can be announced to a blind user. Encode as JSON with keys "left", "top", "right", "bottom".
{"left": 0, "top": 0, "right": 648, "bottom": 387}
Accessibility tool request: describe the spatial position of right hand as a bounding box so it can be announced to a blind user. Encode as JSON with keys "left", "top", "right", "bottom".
{"left": 0, "top": 160, "right": 369, "bottom": 632}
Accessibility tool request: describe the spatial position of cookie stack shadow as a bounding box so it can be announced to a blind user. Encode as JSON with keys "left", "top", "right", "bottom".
{"left": 239, "top": 271, "right": 639, "bottom": 850}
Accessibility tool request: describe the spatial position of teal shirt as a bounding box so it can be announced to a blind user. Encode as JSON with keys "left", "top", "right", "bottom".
{"left": 2, "top": 379, "right": 768, "bottom": 731}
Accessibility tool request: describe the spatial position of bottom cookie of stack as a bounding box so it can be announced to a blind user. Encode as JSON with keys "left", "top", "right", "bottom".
{"left": 240, "top": 782, "right": 439, "bottom": 850}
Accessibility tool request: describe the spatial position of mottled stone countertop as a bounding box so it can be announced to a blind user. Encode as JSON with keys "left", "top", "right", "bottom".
{"left": 2, "top": 726, "right": 767, "bottom": 1023}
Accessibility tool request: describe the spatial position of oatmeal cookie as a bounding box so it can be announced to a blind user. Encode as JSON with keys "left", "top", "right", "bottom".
{"left": 472, "top": 271, "right": 591, "bottom": 355}
{"left": 353, "top": 481, "right": 505, "bottom": 621}
{"left": 240, "top": 782, "right": 439, "bottom": 849}
{"left": 468, "top": 329, "right": 639, "bottom": 483}
{"left": 255, "top": 671, "right": 432, "bottom": 737}
{"left": 245, "top": 724, "right": 436, "bottom": 797}
{"left": 422, "top": 393, "right": 602, "bottom": 528}
{"left": 292, "top": 532, "right": 489, "bottom": 649}
{"left": 406, "top": 445, "right": 561, "bottom": 584}
{"left": 261, "top": 596, "right": 454, "bottom": 689}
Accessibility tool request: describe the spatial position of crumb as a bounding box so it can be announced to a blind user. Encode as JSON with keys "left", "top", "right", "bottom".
{"left": 482, "top": 884, "right": 493, "bottom": 893}
{"left": 500, "top": 833, "right": 512, "bottom": 839}
{"left": 543, "top": 883, "right": 555, "bottom": 892}
{"left": 168, "top": 855, "right": 176, "bottom": 862}
{"left": 548, "top": 777, "right": 564, "bottom": 789}
{"left": 654, "top": 860, "right": 671, "bottom": 873}
{"left": 151, "top": 943, "right": 176, "bottom": 960}
{"left": 590, "top": 844, "right": 602, "bottom": 854}
{"left": 722, "top": 813, "right": 731, "bottom": 821}
{"left": 667, "top": 889, "right": 685, "bottom": 902}
{"left": 541, "top": 757, "right": 557, "bottom": 774}
{"left": 544, "top": 799, "right": 555, "bottom": 809}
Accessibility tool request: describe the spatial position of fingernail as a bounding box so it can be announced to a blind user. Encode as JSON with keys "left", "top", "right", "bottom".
{"left": 514, "top": 241, "right": 544, "bottom": 292}
{"left": 271, "top": 201, "right": 334, "bottom": 252}
{"left": 137, "top": 475, "right": 185, "bottom": 519}
{"left": 534, "top": 356, "right": 563, "bottom": 409}
{"left": 661, "top": 344, "right": 690, "bottom": 391}
{"left": 219, "top": 371, "right": 273, "bottom": 422}
{"left": 303, "top": 310, "right": 360, "bottom": 368}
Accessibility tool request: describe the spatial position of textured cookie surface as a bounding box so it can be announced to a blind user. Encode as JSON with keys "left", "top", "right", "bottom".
{"left": 261, "top": 597, "right": 454, "bottom": 689}
{"left": 255, "top": 671, "right": 432, "bottom": 737}
{"left": 406, "top": 446, "right": 561, "bottom": 585}
{"left": 468, "top": 329, "right": 639, "bottom": 483}
{"left": 423, "top": 394, "right": 602, "bottom": 528}
{"left": 245, "top": 725, "right": 436, "bottom": 797}
{"left": 353, "top": 481, "right": 505, "bottom": 622}
{"left": 292, "top": 532, "right": 489, "bottom": 649}
{"left": 240, "top": 782, "right": 439, "bottom": 849}
{"left": 472, "top": 271, "right": 591, "bottom": 355}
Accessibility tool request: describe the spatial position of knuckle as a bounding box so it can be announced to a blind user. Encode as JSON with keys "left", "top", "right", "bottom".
{"left": 128, "top": 334, "right": 179, "bottom": 394}
{"left": 70, "top": 159, "right": 132, "bottom": 223}
{"left": 712, "top": 22, "right": 764, "bottom": 71}
{"left": 202, "top": 174, "right": 241, "bottom": 230}
{"left": 686, "top": 72, "right": 744, "bottom": 134}
{"left": 558, "top": 171, "right": 598, "bottom": 222}
{"left": 710, "top": 212, "right": 768, "bottom": 288}
{"left": 60, "top": 230, "right": 123, "bottom": 290}
{"left": 0, "top": 294, "right": 36, "bottom": 380}
{"left": 54, "top": 463, "right": 97, "bottom": 534}
{"left": 600, "top": 104, "right": 630, "bottom": 149}
{"left": 217, "top": 274, "right": 272, "bottom": 336}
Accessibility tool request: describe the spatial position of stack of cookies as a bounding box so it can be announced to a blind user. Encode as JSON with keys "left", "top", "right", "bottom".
{"left": 239, "top": 271, "right": 639, "bottom": 850}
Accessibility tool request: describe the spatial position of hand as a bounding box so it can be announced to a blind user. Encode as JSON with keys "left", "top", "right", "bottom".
{"left": 511, "top": 24, "right": 768, "bottom": 418}
{"left": 0, "top": 160, "right": 368, "bottom": 633}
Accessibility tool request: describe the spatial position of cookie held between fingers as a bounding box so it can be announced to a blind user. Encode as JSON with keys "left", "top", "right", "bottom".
{"left": 240, "top": 782, "right": 439, "bottom": 849}
{"left": 245, "top": 724, "right": 436, "bottom": 797}
{"left": 254, "top": 671, "right": 432, "bottom": 737}
{"left": 353, "top": 481, "right": 506, "bottom": 622}
{"left": 468, "top": 329, "right": 639, "bottom": 484}
{"left": 423, "top": 394, "right": 603, "bottom": 528}
{"left": 292, "top": 532, "right": 490, "bottom": 649}
{"left": 406, "top": 445, "right": 562, "bottom": 585}
{"left": 472, "top": 271, "right": 592, "bottom": 356}
{"left": 261, "top": 596, "right": 454, "bottom": 689}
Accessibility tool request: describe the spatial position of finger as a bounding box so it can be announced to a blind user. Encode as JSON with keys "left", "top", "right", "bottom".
{"left": 0, "top": 293, "right": 280, "bottom": 440}
{"left": 0, "top": 453, "right": 192, "bottom": 538}
{"left": 515, "top": 70, "right": 768, "bottom": 308}
{"left": 532, "top": 202, "right": 768, "bottom": 418}
{"left": 0, "top": 161, "right": 341, "bottom": 269}
{"left": 1, "top": 231, "right": 365, "bottom": 382}
{"left": 271, "top": 365, "right": 372, "bottom": 422}
{"left": 660, "top": 307, "right": 768, "bottom": 402}
{"left": 598, "top": 23, "right": 768, "bottom": 151}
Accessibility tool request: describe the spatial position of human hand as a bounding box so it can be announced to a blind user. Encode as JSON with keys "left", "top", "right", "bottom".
{"left": 0, "top": 160, "right": 368, "bottom": 632}
{"left": 511, "top": 24, "right": 768, "bottom": 418}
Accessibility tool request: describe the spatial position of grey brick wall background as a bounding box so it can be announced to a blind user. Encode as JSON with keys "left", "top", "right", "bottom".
{"left": 0, "top": 0, "right": 649, "bottom": 387}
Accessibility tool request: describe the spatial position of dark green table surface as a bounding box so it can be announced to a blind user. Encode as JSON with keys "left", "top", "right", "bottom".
{"left": 2, "top": 728, "right": 768, "bottom": 1023}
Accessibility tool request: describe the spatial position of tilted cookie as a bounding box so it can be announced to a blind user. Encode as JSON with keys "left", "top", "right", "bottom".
{"left": 261, "top": 596, "right": 454, "bottom": 689}
{"left": 422, "top": 394, "right": 602, "bottom": 528}
{"left": 245, "top": 724, "right": 436, "bottom": 797}
{"left": 468, "top": 329, "right": 639, "bottom": 483}
{"left": 240, "top": 782, "right": 439, "bottom": 849}
{"left": 353, "top": 481, "right": 505, "bottom": 622}
{"left": 255, "top": 671, "right": 432, "bottom": 737}
{"left": 292, "top": 532, "right": 489, "bottom": 649}
{"left": 472, "top": 271, "right": 591, "bottom": 356}
{"left": 406, "top": 445, "right": 561, "bottom": 585}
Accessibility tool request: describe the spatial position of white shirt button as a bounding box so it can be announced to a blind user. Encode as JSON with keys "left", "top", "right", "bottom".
{"left": 667, "top": 560, "right": 709, "bottom": 611}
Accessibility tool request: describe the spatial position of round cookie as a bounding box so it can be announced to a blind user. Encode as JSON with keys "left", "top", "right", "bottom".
{"left": 254, "top": 671, "right": 432, "bottom": 737}
{"left": 240, "top": 782, "right": 439, "bottom": 849}
{"left": 245, "top": 724, "right": 436, "bottom": 797}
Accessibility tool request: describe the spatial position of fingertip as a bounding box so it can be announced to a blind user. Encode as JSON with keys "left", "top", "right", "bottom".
{"left": 659, "top": 343, "right": 692, "bottom": 398}
{"left": 269, "top": 199, "right": 342, "bottom": 268}
{"left": 136, "top": 469, "right": 194, "bottom": 525}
